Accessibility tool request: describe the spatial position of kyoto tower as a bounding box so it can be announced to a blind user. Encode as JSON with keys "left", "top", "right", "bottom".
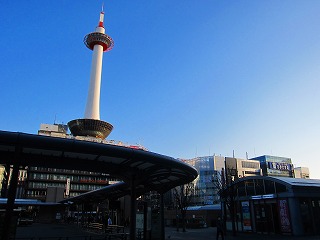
{"left": 68, "top": 10, "right": 114, "bottom": 139}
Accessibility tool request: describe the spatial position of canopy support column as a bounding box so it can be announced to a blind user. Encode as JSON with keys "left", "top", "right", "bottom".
{"left": 160, "top": 193, "right": 165, "bottom": 240}
{"left": 2, "top": 146, "right": 21, "bottom": 240}
{"left": 129, "top": 177, "right": 137, "bottom": 240}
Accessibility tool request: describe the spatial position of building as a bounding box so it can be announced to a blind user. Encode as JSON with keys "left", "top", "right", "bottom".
{"left": 294, "top": 167, "right": 310, "bottom": 179}
{"left": 0, "top": 165, "right": 5, "bottom": 196}
{"left": 220, "top": 176, "right": 320, "bottom": 236}
{"left": 22, "top": 123, "right": 132, "bottom": 201}
{"left": 250, "top": 155, "right": 294, "bottom": 178}
{"left": 0, "top": 122, "right": 133, "bottom": 201}
{"left": 182, "top": 156, "right": 225, "bottom": 205}
{"left": 225, "top": 157, "right": 262, "bottom": 182}
{"left": 178, "top": 154, "right": 309, "bottom": 208}
{"left": 38, "top": 123, "right": 68, "bottom": 137}
{"left": 0, "top": 123, "right": 116, "bottom": 201}
{"left": 25, "top": 167, "right": 115, "bottom": 201}
{"left": 0, "top": 165, "right": 27, "bottom": 199}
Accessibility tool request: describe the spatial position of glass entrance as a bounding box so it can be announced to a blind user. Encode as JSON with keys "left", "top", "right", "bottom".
{"left": 254, "top": 200, "right": 279, "bottom": 234}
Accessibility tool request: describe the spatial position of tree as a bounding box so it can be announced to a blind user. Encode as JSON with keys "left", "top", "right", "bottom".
{"left": 172, "top": 182, "right": 194, "bottom": 232}
{"left": 214, "top": 168, "right": 237, "bottom": 236}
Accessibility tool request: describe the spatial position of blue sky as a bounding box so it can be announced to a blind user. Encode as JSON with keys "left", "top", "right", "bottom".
{"left": 1, "top": 1, "right": 320, "bottom": 179}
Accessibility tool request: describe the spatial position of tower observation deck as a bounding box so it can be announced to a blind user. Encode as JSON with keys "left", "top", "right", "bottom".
{"left": 68, "top": 11, "right": 114, "bottom": 139}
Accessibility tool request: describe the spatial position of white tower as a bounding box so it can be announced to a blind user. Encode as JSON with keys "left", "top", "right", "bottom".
{"left": 68, "top": 10, "right": 114, "bottom": 139}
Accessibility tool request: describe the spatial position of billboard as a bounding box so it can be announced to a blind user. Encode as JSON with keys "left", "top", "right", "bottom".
{"left": 278, "top": 199, "right": 292, "bottom": 233}
{"left": 241, "top": 201, "right": 252, "bottom": 231}
{"left": 268, "top": 162, "right": 292, "bottom": 171}
{"left": 65, "top": 178, "right": 70, "bottom": 196}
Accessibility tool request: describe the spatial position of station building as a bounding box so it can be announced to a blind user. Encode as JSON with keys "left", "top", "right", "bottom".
{"left": 0, "top": 123, "right": 144, "bottom": 202}
{"left": 221, "top": 176, "right": 320, "bottom": 236}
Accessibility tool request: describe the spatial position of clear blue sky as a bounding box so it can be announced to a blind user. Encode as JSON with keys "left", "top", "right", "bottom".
{"left": 1, "top": 1, "right": 320, "bottom": 178}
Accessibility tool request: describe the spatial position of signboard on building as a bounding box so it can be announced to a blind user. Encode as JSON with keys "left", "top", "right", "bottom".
{"left": 241, "top": 201, "right": 252, "bottom": 231}
{"left": 251, "top": 194, "right": 275, "bottom": 200}
{"left": 268, "top": 162, "right": 292, "bottom": 171}
{"left": 136, "top": 213, "right": 144, "bottom": 230}
{"left": 278, "top": 199, "right": 291, "bottom": 233}
{"left": 65, "top": 178, "right": 70, "bottom": 196}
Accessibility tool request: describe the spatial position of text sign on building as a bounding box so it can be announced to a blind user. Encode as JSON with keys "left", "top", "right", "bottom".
{"left": 241, "top": 201, "right": 252, "bottom": 231}
{"left": 278, "top": 199, "right": 291, "bottom": 233}
{"left": 268, "top": 162, "right": 292, "bottom": 171}
{"left": 66, "top": 178, "right": 70, "bottom": 196}
{"left": 251, "top": 194, "right": 275, "bottom": 200}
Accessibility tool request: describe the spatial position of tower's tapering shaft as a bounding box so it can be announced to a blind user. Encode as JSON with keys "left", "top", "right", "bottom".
{"left": 84, "top": 12, "right": 107, "bottom": 120}
{"left": 84, "top": 43, "right": 104, "bottom": 119}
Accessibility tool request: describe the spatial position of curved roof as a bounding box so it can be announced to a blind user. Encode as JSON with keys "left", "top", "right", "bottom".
{"left": 225, "top": 176, "right": 320, "bottom": 198}
{"left": 0, "top": 131, "right": 198, "bottom": 195}
{"left": 233, "top": 176, "right": 320, "bottom": 188}
{"left": 270, "top": 176, "right": 320, "bottom": 187}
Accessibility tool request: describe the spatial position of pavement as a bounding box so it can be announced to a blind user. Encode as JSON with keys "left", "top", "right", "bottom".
{"left": 13, "top": 223, "right": 320, "bottom": 240}
{"left": 165, "top": 227, "right": 320, "bottom": 240}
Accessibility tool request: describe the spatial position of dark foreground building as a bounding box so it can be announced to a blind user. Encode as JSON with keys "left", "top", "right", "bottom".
{"left": 221, "top": 176, "right": 320, "bottom": 236}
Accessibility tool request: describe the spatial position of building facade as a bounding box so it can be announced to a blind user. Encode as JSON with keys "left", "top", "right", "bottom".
{"left": 0, "top": 165, "right": 5, "bottom": 196}
{"left": 221, "top": 176, "right": 320, "bottom": 236}
{"left": 225, "top": 157, "right": 262, "bottom": 182}
{"left": 25, "top": 167, "right": 114, "bottom": 200}
{"left": 250, "top": 155, "right": 294, "bottom": 178}
{"left": 294, "top": 167, "right": 310, "bottom": 179}
{"left": 182, "top": 156, "right": 225, "bottom": 205}
{"left": 0, "top": 123, "right": 130, "bottom": 201}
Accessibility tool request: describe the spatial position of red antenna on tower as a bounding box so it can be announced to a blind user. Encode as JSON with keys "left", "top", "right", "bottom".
{"left": 99, "top": 4, "right": 105, "bottom": 28}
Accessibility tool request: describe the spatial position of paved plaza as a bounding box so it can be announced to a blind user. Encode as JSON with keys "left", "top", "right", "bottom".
{"left": 13, "top": 223, "right": 320, "bottom": 240}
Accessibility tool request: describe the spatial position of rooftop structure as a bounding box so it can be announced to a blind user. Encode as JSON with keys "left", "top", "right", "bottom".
{"left": 250, "top": 155, "right": 294, "bottom": 178}
{"left": 38, "top": 123, "right": 148, "bottom": 151}
{"left": 294, "top": 167, "right": 310, "bottom": 179}
{"left": 225, "top": 157, "right": 262, "bottom": 181}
